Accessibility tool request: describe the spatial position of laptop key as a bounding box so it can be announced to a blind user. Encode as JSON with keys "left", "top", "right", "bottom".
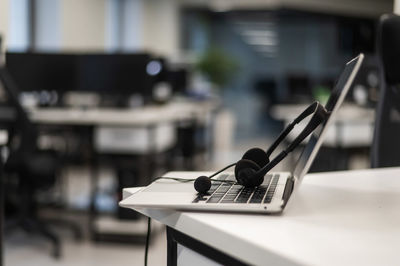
{"left": 227, "top": 185, "right": 242, "bottom": 194}
{"left": 222, "top": 194, "right": 237, "bottom": 199}
{"left": 249, "top": 187, "right": 267, "bottom": 203}
{"left": 263, "top": 174, "right": 273, "bottom": 185}
{"left": 208, "top": 184, "right": 220, "bottom": 194}
{"left": 207, "top": 197, "right": 223, "bottom": 203}
{"left": 215, "top": 184, "right": 231, "bottom": 194}
{"left": 264, "top": 195, "right": 273, "bottom": 203}
{"left": 192, "top": 195, "right": 208, "bottom": 203}
{"left": 211, "top": 193, "right": 225, "bottom": 198}
{"left": 250, "top": 198, "right": 263, "bottom": 203}
{"left": 220, "top": 198, "right": 236, "bottom": 203}
{"left": 263, "top": 175, "right": 279, "bottom": 203}
{"left": 235, "top": 187, "right": 254, "bottom": 203}
{"left": 235, "top": 198, "right": 248, "bottom": 203}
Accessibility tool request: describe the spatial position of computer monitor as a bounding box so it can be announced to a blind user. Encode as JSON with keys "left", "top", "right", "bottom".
{"left": 76, "top": 53, "right": 153, "bottom": 97}
{"left": 167, "top": 68, "right": 188, "bottom": 94}
{"left": 5, "top": 52, "right": 77, "bottom": 92}
{"left": 286, "top": 73, "right": 312, "bottom": 101}
{"left": 148, "top": 57, "right": 167, "bottom": 83}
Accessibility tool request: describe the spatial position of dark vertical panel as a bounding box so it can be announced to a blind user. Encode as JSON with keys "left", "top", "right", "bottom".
{"left": 28, "top": 0, "right": 36, "bottom": 51}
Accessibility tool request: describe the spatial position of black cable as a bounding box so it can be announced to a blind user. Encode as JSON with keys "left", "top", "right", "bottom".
{"left": 152, "top": 176, "right": 196, "bottom": 182}
{"left": 208, "top": 162, "right": 237, "bottom": 178}
{"left": 154, "top": 176, "right": 235, "bottom": 184}
{"left": 151, "top": 162, "right": 237, "bottom": 183}
{"left": 144, "top": 217, "right": 151, "bottom": 266}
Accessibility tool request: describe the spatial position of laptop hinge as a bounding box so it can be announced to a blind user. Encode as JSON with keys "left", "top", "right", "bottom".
{"left": 281, "top": 177, "right": 295, "bottom": 206}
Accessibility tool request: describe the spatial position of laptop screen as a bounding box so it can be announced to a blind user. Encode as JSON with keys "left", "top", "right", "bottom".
{"left": 292, "top": 54, "right": 364, "bottom": 182}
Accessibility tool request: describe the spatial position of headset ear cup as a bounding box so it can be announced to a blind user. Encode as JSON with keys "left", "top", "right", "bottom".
{"left": 235, "top": 159, "right": 263, "bottom": 187}
{"left": 242, "top": 148, "right": 270, "bottom": 168}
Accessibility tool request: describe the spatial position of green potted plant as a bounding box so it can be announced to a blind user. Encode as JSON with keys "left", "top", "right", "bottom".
{"left": 195, "top": 46, "right": 239, "bottom": 89}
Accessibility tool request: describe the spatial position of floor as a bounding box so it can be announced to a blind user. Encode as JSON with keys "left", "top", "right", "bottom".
{"left": 5, "top": 219, "right": 168, "bottom": 266}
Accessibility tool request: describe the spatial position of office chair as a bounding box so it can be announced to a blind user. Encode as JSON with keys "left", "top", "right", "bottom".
{"left": 0, "top": 67, "right": 82, "bottom": 258}
{"left": 371, "top": 14, "right": 400, "bottom": 168}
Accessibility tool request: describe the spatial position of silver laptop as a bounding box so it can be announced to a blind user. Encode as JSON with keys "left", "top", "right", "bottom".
{"left": 120, "top": 54, "right": 364, "bottom": 214}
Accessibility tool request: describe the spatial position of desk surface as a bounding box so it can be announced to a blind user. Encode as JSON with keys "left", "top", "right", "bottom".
{"left": 271, "top": 103, "right": 375, "bottom": 122}
{"left": 124, "top": 167, "right": 400, "bottom": 266}
{"left": 28, "top": 100, "right": 219, "bottom": 126}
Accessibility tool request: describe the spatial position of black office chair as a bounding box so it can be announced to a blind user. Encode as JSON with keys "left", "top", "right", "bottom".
{"left": 0, "top": 67, "right": 82, "bottom": 258}
{"left": 371, "top": 14, "right": 400, "bottom": 168}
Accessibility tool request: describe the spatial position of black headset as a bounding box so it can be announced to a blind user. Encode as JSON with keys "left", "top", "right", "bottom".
{"left": 160, "top": 101, "right": 329, "bottom": 194}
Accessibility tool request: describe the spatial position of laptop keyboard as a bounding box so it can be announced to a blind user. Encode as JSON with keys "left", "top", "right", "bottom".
{"left": 192, "top": 174, "right": 280, "bottom": 204}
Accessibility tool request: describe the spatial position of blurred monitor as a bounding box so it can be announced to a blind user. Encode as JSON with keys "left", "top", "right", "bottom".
{"left": 76, "top": 53, "right": 153, "bottom": 97}
{"left": 338, "top": 19, "right": 376, "bottom": 55}
{"left": 148, "top": 57, "right": 167, "bottom": 83}
{"left": 167, "top": 68, "right": 188, "bottom": 94}
{"left": 5, "top": 52, "right": 77, "bottom": 92}
{"left": 254, "top": 78, "right": 277, "bottom": 105}
{"left": 286, "top": 73, "right": 312, "bottom": 102}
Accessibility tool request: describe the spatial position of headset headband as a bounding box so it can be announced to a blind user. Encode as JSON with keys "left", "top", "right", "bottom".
{"left": 256, "top": 101, "right": 329, "bottom": 179}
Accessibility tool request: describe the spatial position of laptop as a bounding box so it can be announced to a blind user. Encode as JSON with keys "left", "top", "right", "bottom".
{"left": 120, "top": 54, "right": 364, "bottom": 214}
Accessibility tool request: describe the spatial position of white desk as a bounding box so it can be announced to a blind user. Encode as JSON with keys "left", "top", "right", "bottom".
{"left": 271, "top": 103, "right": 375, "bottom": 148}
{"left": 27, "top": 100, "right": 219, "bottom": 154}
{"left": 28, "top": 100, "right": 219, "bottom": 126}
{"left": 123, "top": 167, "right": 400, "bottom": 266}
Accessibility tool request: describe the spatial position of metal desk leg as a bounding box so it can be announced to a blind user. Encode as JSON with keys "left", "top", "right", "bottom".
{"left": 166, "top": 226, "right": 248, "bottom": 266}
{"left": 0, "top": 147, "right": 4, "bottom": 266}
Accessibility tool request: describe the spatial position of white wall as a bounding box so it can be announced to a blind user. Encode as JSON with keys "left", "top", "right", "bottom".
{"left": 120, "top": 0, "right": 144, "bottom": 51}
{"left": 60, "top": 0, "right": 107, "bottom": 51}
{"left": 33, "top": 0, "right": 107, "bottom": 51}
{"left": 8, "top": 0, "right": 29, "bottom": 51}
{"left": 105, "top": 0, "right": 120, "bottom": 51}
{"left": 106, "top": 0, "right": 180, "bottom": 56}
{"left": 0, "top": 0, "right": 10, "bottom": 53}
{"left": 395, "top": 0, "right": 400, "bottom": 14}
{"left": 4, "top": 0, "right": 180, "bottom": 55}
{"left": 142, "top": 0, "right": 179, "bottom": 57}
{"left": 35, "top": 0, "right": 62, "bottom": 50}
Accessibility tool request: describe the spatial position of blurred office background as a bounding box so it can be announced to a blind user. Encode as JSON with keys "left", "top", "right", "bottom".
{"left": 0, "top": 0, "right": 396, "bottom": 265}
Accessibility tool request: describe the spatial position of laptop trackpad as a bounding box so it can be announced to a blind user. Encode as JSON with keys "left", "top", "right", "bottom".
{"left": 142, "top": 180, "right": 193, "bottom": 193}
